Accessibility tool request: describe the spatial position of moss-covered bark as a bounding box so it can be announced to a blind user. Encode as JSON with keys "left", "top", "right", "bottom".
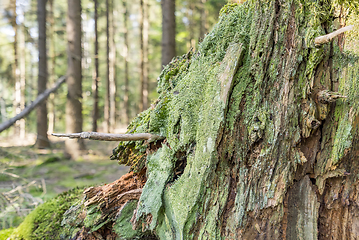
{"left": 6, "top": 0, "right": 359, "bottom": 239}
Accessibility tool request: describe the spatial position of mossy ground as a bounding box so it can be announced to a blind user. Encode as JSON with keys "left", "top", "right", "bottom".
{"left": 0, "top": 137, "right": 128, "bottom": 233}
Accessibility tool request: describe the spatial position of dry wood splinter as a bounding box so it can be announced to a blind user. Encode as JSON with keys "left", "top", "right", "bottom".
{"left": 315, "top": 25, "right": 354, "bottom": 46}
{"left": 51, "top": 132, "right": 164, "bottom": 142}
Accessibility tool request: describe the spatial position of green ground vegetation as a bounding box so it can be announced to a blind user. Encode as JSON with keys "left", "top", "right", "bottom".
{"left": 0, "top": 139, "right": 128, "bottom": 234}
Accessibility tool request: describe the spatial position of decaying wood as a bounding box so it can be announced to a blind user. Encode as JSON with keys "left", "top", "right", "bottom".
{"left": 67, "top": 171, "right": 146, "bottom": 240}
{"left": 315, "top": 25, "right": 354, "bottom": 46}
{"left": 0, "top": 76, "right": 66, "bottom": 133}
{"left": 317, "top": 90, "right": 347, "bottom": 103}
{"left": 51, "top": 132, "right": 164, "bottom": 142}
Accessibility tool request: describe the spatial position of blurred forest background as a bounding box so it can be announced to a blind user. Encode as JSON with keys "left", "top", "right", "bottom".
{"left": 0, "top": 0, "right": 229, "bottom": 231}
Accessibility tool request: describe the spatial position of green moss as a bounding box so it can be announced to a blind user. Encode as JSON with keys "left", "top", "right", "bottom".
{"left": 113, "top": 200, "right": 144, "bottom": 239}
{"left": 9, "top": 187, "right": 83, "bottom": 240}
{"left": 0, "top": 228, "right": 15, "bottom": 239}
{"left": 219, "top": 3, "right": 239, "bottom": 16}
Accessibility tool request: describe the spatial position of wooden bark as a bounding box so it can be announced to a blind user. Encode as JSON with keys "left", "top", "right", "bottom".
{"left": 139, "top": 0, "right": 149, "bottom": 112}
{"left": 66, "top": 0, "right": 85, "bottom": 158}
{"left": 104, "top": 0, "right": 111, "bottom": 133}
{"left": 143, "top": 0, "right": 149, "bottom": 110}
{"left": 35, "top": 0, "right": 50, "bottom": 148}
{"left": 109, "top": 0, "right": 116, "bottom": 132}
{"left": 47, "top": 0, "right": 56, "bottom": 134}
{"left": 11, "top": 0, "right": 22, "bottom": 137}
{"left": 92, "top": 0, "right": 100, "bottom": 132}
{"left": 52, "top": 132, "right": 164, "bottom": 142}
{"left": 161, "top": 0, "right": 176, "bottom": 67}
{"left": 122, "top": 0, "right": 130, "bottom": 124}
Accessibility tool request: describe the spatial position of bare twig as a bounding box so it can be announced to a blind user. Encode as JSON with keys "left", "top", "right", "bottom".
{"left": 317, "top": 90, "right": 347, "bottom": 103}
{"left": 315, "top": 25, "right": 354, "bottom": 46}
{"left": 0, "top": 76, "right": 67, "bottom": 133}
{"left": 51, "top": 132, "right": 164, "bottom": 142}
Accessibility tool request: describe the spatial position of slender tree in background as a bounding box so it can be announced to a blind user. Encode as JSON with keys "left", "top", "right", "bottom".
{"left": 35, "top": 0, "right": 50, "bottom": 148}
{"left": 122, "top": 0, "right": 130, "bottom": 124}
{"left": 161, "top": 0, "right": 176, "bottom": 67}
{"left": 92, "top": 0, "right": 99, "bottom": 132}
{"left": 109, "top": 0, "right": 116, "bottom": 132}
{"left": 187, "top": 0, "right": 195, "bottom": 50}
{"left": 19, "top": 21, "right": 26, "bottom": 139}
{"left": 104, "top": 0, "right": 110, "bottom": 132}
{"left": 10, "top": 0, "right": 22, "bottom": 137}
{"left": 66, "top": 0, "right": 84, "bottom": 158}
{"left": 143, "top": 0, "right": 149, "bottom": 110}
{"left": 199, "top": 0, "right": 208, "bottom": 40}
{"left": 139, "top": 0, "right": 145, "bottom": 112}
{"left": 48, "top": 0, "right": 56, "bottom": 134}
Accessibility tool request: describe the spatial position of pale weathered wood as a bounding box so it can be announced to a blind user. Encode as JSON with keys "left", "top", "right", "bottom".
{"left": 0, "top": 76, "right": 66, "bottom": 133}
{"left": 51, "top": 132, "right": 164, "bottom": 142}
{"left": 315, "top": 25, "right": 354, "bottom": 46}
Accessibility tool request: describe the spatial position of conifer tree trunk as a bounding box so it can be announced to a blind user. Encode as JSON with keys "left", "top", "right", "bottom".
{"left": 161, "top": 0, "right": 176, "bottom": 67}
{"left": 66, "top": 0, "right": 84, "bottom": 158}
{"left": 143, "top": 0, "right": 149, "bottom": 110}
{"left": 92, "top": 0, "right": 99, "bottom": 132}
{"left": 122, "top": 0, "right": 130, "bottom": 124}
{"left": 48, "top": 0, "right": 56, "bottom": 134}
{"left": 139, "top": 0, "right": 149, "bottom": 111}
{"left": 35, "top": 0, "right": 50, "bottom": 149}
{"left": 139, "top": 0, "right": 145, "bottom": 112}
{"left": 19, "top": 22, "right": 26, "bottom": 139}
{"left": 109, "top": 0, "right": 116, "bottom": 132}
{"left": 199, "top": 0, "right": 208, "bottom": 40}
{"left": 104, "top": 0, "right": 111, "bottom": 133}
{"left": 11, "top": 0, "right": 21, "bottom": 137}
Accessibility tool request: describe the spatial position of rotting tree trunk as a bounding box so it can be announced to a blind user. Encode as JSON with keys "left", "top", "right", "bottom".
{"left": 8, "top": 1, "right": 359, "bottom": 239}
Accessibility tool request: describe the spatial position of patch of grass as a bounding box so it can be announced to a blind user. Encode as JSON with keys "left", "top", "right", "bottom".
{"left": 0, "top": 140, "right": 129, "bottom": 231}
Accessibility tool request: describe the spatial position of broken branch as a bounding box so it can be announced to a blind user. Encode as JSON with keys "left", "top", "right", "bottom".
{"left": 315, "top": 25, "right": 354, "bottom": 46}
{"left": 51, "top": 132, "right": 164, "bottom": 142}
{"left": 0, "top": 76, "right": 67, "bottom": 133}
{"left": 317, "top": 90, "right": 347, "bottom": 103}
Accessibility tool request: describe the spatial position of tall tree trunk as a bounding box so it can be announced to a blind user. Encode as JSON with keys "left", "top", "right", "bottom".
{"left": 104, "top": 0, "right": 110, "bottom": 133}
{"left": 109, "top": 0, "right": 116, "bottom": 132}
{"left": 11, "top": 0, "right": 21, "bottom": 137}
{"left": 143, "top": 0, "right": 149, "bottom": 110}
{"left": 122, "top": 0, "right": 130, "bottom": 124}
{"left": 92, "top": 0, "right": 99, "bottom": 132}
{"left": 48, "top": 0, "right": 56, "bottom": 134}
{"left": 19, "top": 21, "right": 26, "bottom": 139}
{"left": 161, "top": 0, "right": 176, "bottom": 67}
{"left": 66, "top": 0, "right": 84, "bottom": 159}
{"left": 139, "top": 0, "right": 144, "bottom": 112}
{"left": 35, "top": 0, "right": 50, "bottom": 149}
{"left": 199, "top": 0, "right": 208, "bottom": 41}
{"left": 187, "top": 0, "right": 196, "bottom": 50}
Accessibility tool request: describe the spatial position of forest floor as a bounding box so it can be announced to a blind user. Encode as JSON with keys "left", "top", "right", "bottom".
{"left": 0, "top": 134, "right": 129, "bottom": 230}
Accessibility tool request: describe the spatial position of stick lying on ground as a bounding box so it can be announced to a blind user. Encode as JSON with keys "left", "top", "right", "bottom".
{"left": 315, "top": 25, "right": 354, "bottom": 46}
{"left": 52, "top": 132, "right": 164, "bottom": 142}
{"left": 0, "top": 76, "right": 67, "bottom": 133}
